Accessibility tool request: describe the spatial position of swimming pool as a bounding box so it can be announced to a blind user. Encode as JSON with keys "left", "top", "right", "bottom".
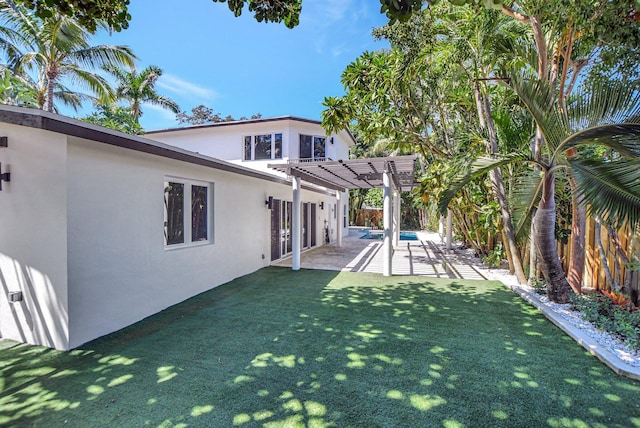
{"left": 360, "top": 230, "right": 419, "bottom": 241}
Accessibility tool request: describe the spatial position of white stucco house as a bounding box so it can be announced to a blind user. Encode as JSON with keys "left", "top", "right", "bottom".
{"left": 145, "top": 116, "right": 354, "bottom": 244}
{"left": 0, "top": 106, "right": 353, "bottom": 350}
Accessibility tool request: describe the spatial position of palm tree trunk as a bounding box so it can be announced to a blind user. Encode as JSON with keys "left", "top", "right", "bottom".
{"left": 45, "top": 68, "right": 57, "bottom": 112}
{"left": 537, "top": 169, "right": 573, "bottom": 303}
{"left": 474, "top": 81, "right": 527, "bottom": 284}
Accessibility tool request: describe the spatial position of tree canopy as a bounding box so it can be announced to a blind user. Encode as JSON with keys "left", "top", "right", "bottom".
{"left": 9, "top": 0, "right": 131, "bottom": 33}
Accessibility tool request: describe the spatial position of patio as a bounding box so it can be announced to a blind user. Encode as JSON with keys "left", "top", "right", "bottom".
{"left": 272, "top": 228, "right": 492, "bottom": 280}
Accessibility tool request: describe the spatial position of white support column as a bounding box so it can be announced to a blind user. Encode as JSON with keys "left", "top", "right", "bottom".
{"left": 439, "top": 215, "right": 445, "bottom": 243}
{"left": 336, "top": 191, "right": 343, "bottom": 247}
{"left": 393, "top": 190, "right": 400, "bottom": 248}
{"left": 292, "top": 177, "right": 301, "bottom": 270}
{"left": 446, "top": 208, "right": 453, "bottom": 251}
{"left": 383, "top": 169, "right": 392, "bottom": 276}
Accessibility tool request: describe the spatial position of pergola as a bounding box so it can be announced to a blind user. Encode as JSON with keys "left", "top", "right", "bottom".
{"left": 269, "top": 155, "right": 417, "bottom": 276}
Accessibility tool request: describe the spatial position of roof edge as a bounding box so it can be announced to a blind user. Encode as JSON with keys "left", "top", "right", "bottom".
{"left": 0, "top": 105, "right": 335, "bottom": 196}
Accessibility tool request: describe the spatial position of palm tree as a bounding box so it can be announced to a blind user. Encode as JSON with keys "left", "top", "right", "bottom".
{"left": 440, "top": 76, "right": 640, "bottom": 303}
{"left": 104, "top": 65, "right": 179, "bottom": 121}
{"left": 0, "top": 3, "right": 136, "bottom": 112}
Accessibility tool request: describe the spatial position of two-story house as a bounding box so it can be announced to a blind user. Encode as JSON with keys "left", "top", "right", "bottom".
{"left": 146, "top": 116, "right": 355, "bottom": 262}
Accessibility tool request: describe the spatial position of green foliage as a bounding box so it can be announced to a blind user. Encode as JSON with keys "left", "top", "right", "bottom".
{"left": 211, "top": 0, "right": 302, "bottom": 28}
{"left": 104, "top": 65, "right": 177, "bottom": 120}
{"left": 0, "top": 3, "right": 136, "bottom": 111}
{"left": 363, "top": 188, "right": 383, "bottom": 209}
{"left": 0, "top": 68, "right": 38, "bottom": 107}
{"left": 176, "top": 104, "right": 262, "bottom": 125}
{"left": 570, "top": 293, "right": 640, "bottom": 351}
{"left": 482, "top": 242, "right": 505, "bottom": 268}
{"left": 11, "top": 0, "right": 131, "bottom": 33}
{"left": 80, "top": 103, "right": 143, "bottom": 134}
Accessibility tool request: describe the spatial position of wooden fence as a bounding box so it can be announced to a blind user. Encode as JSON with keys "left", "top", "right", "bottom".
{"left": 579, "top": 218, "right": 639, "bottom": 295}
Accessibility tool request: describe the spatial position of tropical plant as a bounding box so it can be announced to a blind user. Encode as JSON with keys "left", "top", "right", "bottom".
{"left": 439, "top": 76, "right": 640, "bottom": 303}
{"left": 9, "top": 0, "right": 131, "bottom": 33}
{"left": 0, "top": 3, "right": 136, "bottom": 112}
{"left": 176, "top": 104, "right": 262, "bottom": 125}
{"left": 104, "top": 64, "right": 179, "bottom": 121}
{"left": 81, "top": 102, "right": 143, "bottom": 134}
{"left": 0, "top": 67, "right": 38, "bottom": 107}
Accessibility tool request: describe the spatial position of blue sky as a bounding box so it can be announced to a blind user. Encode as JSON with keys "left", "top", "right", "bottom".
{"left": 81, "top": 0, "right": 390, "bottom": 131}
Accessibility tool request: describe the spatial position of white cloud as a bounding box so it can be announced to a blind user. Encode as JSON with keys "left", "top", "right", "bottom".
{"left": 157, "top": 73, "right": 218, "bottom": 101}
{"left": 141, "top": 103, "right": 180, "bottom": 129}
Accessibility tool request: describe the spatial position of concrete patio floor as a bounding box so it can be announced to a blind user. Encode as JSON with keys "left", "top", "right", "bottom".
{"left": 272, "top": 228, "right": 490, "bottom": 280}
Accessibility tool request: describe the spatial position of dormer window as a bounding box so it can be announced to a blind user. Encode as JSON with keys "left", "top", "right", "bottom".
{"left": 244, "top": 133, "right": 282, "bottom": 161}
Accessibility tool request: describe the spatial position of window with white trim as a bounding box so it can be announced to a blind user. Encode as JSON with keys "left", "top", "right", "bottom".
{"left": 164, "top": 178, "right": 212, "bottom": 247}
{"left": 299, "top": 134, "right": 326, "bottom": 160}
{"left": 243, "top": 133, "right": 282, "bottom": 161}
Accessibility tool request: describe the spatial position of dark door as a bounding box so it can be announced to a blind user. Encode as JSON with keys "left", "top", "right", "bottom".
{"left": 311, "top": 203, "right": 317, "bottom": 247}
{"left": 303, "top": 203, "right": 309, "bottom": 248}
{"left": 286, "top": 201, "right": 292, "bottom": 255}
{"left": 270, "top": 199, "right": 281, "bottom": 261}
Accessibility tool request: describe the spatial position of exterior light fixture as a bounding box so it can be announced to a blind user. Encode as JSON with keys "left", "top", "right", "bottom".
{"left": 319, "top": 202, "right": 324, "bottom": 210}
{"left": 329, "top": 137, "right": 334, "bottom": 144}
{"left": 0, "top": 163, "right": 9, "bottom": 191}
{"left": 265, "top": 196, "right": 273, "bottom": 209}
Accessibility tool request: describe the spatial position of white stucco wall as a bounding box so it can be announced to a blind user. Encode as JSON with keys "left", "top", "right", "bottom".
{"left": 147, "top": 119, "right": 352, "bottom": 238}
{"left": 0, "top": 125, "right": 70, "bottom": 350}
{"left": 65, "top": 137, "right": 333, "bottom": 348}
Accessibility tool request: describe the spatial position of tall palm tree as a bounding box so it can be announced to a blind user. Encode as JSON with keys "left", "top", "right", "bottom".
{"left": 440, "top": 76, "right": 640, "bottom": 303}
{"left": 0, "top": 3, "right": 136, "bottom": 112}
{"left": 104, "top": 65, "right": 179, "bottom": 121}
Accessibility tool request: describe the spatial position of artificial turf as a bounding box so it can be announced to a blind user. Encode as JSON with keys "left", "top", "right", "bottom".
{"left": 1, "top": 267, "right": 639, "bottom": 427}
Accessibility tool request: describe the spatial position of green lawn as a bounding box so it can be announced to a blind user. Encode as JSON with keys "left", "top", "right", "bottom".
{"left": 1, "top": 267, "right": 640, "bottom": 427}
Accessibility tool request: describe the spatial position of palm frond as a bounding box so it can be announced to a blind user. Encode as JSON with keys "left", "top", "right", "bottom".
{"left": 571, "top": 157, "right": 640, "bottom": 229}
{"left": 509, "top": 72, "right": 567, "bottom": 151}
{"left": 438, "top": 152, "right": 529, "bottom": 216}
{"left": 561, "top": 123, "right": 640, "bottom": 157}
{"left": 567, "top": 80, "right": 640, "bottom": 130}
{"left": 510, "top": 168, "right": 543, "bottom": 242}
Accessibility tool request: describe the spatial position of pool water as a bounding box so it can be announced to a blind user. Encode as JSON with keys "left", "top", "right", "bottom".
{"left": 360, "top": 230, "right": 419, "bottom": 241}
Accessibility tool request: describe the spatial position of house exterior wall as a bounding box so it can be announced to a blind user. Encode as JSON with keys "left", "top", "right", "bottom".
{"left": 0, "top": 125, "right": 70, "bottom": 350}
{"left": 65, "top": 137, "right": 332, "bottom": 348}
{"left": 147, "top": 118, "right": 351, "bottom": 175}
{"left": 147, "top": 118, "right": 352, "bottom": 239}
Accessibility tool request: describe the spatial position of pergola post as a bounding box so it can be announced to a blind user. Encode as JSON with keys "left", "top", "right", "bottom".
{"left": 446, "top": 208, "right": 453, "bottom": 251}
{"left": 393, "top": 190, "right": 400, "bottom": 248}
{"left": 336, "top": 191, "right": 343, "bottom": 247}
{"left": 292, "top": 177, "right": 301, "bottom": 270}
{"left": 383, "top": 168, "right": 392, "bottom": 276}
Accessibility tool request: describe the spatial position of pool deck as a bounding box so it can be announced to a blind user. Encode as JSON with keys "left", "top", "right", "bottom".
{"left": 272, "top": 229, "right": 491, "bottom": 280}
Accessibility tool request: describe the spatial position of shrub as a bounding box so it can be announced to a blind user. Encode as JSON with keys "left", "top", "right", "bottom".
{"left": 569, "top": 293, "right": 640, "bottom": 351}
{"left": 482, "top": 243, "right": 505, "bottom": 268}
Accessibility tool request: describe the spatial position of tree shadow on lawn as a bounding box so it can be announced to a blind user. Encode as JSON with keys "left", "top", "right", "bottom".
{"left": 1, "top": 267, "right": 640, "bottom": 427}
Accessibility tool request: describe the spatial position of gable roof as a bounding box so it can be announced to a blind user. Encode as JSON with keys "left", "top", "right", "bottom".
{"left": 0, "top": 105, "right": 334, "bottom": 195}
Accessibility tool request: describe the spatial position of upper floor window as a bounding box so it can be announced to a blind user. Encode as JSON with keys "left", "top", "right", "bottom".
{"left": 244, "top": 133, "right": 282, "bottom": 161}
{"left": 164, "top": 178, "right": 212, "bottom": 248}
{"left": 300, "top": 135, "right": 326, "bottom": 160}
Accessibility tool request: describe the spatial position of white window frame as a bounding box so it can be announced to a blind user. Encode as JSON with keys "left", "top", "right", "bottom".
{"left": 164, "top": 177, "right": 213, "bottom": 249}
{"left": 299, "top": 134, "right": 327, "bottom": 160}
{"left": 243, "top": 133, "right": 283, "bottom": 161}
